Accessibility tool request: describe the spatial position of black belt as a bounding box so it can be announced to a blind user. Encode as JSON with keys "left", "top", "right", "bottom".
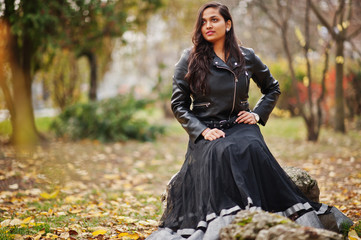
{"left": 203, "top": 115, "right": 238, "bottom": 130}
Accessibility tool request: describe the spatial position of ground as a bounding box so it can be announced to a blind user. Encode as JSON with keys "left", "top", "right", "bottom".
{"left": 0, "top": 117, "right": 360, "bottom": 239}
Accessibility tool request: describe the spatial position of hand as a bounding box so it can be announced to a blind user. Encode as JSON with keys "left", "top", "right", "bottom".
{"left": 236, "top": 111, "right": 257, "bottom": 125}
{"left": 202, "top": 128, "right": 225, "bottom": 141}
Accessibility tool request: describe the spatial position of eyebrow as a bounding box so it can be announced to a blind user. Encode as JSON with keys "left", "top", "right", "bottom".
{"left": 202, "top": 15, "right": 219, "bottom": 20}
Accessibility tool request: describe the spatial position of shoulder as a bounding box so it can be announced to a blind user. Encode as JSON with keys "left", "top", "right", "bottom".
{"left": 240, "top": 46, "right": 256, "bottom": 61}
{"left": 175, "top": 47, "right": 192, "bottom": 69}
{"left": 239, "top": 46, "right": 265, "bottom": 68}
{"left": 174, "top": 48, "right": 192, "bottom": 78}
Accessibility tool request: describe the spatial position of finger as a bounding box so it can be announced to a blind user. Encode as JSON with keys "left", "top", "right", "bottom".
{"left": 245, "top": 116, "right": 255, "bottom": 124}
{"left": 243, "top": 115, "right": 252, "bottom": 123}
{"left": 208, "top": 129, "right": 225, "bottom": 139}
{"left": 236, "top": 113, "right": 248, "bottom": 123}
{"left": 218, "top": 129, "right": 226, "bottom": 137}
{"left": 237, "top": 111, "right": 246, "bottom": 116}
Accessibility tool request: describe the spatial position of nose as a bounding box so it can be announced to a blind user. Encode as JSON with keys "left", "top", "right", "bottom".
{"left": 206, "top": 21, "right": 212, "bottom": 29}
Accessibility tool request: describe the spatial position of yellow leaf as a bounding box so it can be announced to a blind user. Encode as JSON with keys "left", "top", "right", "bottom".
{"left": 118, "top": 233, "right": 129, "bottom": 237}
{"left": 348, "top": 230, "right": 361, "bottom": 240}
{"left": 117, "top": 232, "right": 140, "bottom": 239}
{"left": 40, "top": 189, "right": 59, "bottom": 199}
{"left": 22, "top": 216, "right": 33, "bottom": 224}
{"left": 335, "top": 56, "right": 344, "bottom": 64}
{"left": 33, "top": 230, "right": 46, "bottom": 240}
{"left": 69, "top": 208, "right": 82, "bottom": 214}
{"left": 92, "top": 229, "right": 107, "bottom": 236}
{"left": 46, "top": 233, "right": 59, "bottom": 239}
{"left": 295, "top": 27, "right": 305, "bottom": 47}
{"left": 128, "top": 233, "right": 140, "bottom": 239}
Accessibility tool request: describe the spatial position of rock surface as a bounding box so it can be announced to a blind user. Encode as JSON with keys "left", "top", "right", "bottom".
{"left": 220, "top": 210, "right": 343, "bottom": 240}
{"left": 283, "top": 166, "right": 320, "bottom": 202}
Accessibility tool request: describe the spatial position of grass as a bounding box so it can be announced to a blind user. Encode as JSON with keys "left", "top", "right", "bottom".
{"left": 260, "top": 116, "right": 306, "bottom": 140}
{"left": 0, "top": 117, "right": 54, "bottom": 136}
{"left": 0, "top": 223, "right": 51, "bottom": 240}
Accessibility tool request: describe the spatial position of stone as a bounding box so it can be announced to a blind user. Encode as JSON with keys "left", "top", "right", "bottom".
{"left": 220, "top": 210, "right": 343, "bottom": 240}
{"left": 283, "top": 166, "right": 320, "bottom": 202}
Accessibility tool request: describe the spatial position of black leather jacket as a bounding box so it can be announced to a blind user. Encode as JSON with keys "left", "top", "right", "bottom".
{"left": 171, "top": 47, "right": 281, "bottom": 143}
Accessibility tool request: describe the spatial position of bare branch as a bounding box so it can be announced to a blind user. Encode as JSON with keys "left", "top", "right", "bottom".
{"left": 336, "top": 0, "right": 346, "bottom": 24}
{"left": 349, "top": 40, "right": 361, "bottom": 58}
{"left": 338, "top": 0, "right": 346, "bottom": 37}
{"left": 254, "top": 0, "right": 282, "bottom": 29}
{"left": 304, "top": 0, "right": 313, "bottom": 117}
{"left": 346, "top": 0, "right": 353, "bottom": 22}
{"left": 317, "top": 40, "right": 331, "bottom": 133}
{"left": 309, "top": 0, "right": 337, "bottom": 39}
{"left": 347, "top": 25, "right": 361, "bottom": 39}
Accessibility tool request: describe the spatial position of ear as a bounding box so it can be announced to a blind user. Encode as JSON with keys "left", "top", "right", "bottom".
{"left": 226, "top": 20, "right": 232, "bottom": 31}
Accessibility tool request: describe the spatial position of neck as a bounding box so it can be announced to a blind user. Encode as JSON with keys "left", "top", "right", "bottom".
{"left": 213, "top": 41, "right": 226, "bottom": 62}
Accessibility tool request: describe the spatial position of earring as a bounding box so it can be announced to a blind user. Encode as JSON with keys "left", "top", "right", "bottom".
{"left": 226, "top": 28, "right": 230, "bottom": 32}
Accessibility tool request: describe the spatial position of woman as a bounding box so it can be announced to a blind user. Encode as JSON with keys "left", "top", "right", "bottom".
{"left": 147, "top": 2, "right": 352, "bottom": 239}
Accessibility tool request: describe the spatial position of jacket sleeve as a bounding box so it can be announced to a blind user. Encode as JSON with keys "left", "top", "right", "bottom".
{"left": 247, "top": 48, "right": 281, "bottom": 125}
{"left": 171, "top": 49, "right": 208, "bottom": 143}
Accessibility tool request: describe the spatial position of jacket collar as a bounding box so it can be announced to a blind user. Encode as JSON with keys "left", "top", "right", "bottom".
{"left": 212, "top": 52, "right": 241, "bottom": 71}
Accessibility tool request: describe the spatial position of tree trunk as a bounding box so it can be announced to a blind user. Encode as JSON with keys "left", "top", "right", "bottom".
{"left": 9, "top": 33, "right": 39, "bottom": 146}
{"left": 84, "top": 51, "right": 98, "bottom": 101}
{"left": 305, "top": 118, "right": 319, "bottom": 141}
{"left": 334, "top": 40, "right": 345, "bottom": 132}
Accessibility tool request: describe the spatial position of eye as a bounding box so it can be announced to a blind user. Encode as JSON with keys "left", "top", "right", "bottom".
{"left": 202, "top": 20, "right": 206, "bottom": 25}
{"left": 212, "top": 18, "right": 218, "bottom": 22}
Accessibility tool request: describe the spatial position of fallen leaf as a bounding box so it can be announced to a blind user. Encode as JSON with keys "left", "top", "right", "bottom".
{"left": 40, "top": 189, "right": 59, "bottom": 199}
{"left": 22, "top": 216, "right": 33, "bottom": 224}
{"left": 92, "top": 229, "right": 107, "bottom": 236}
{"left": 60, "top": 232, "right": 70, "bottom": 239}
{"left": 0, "top": 219, "right": 11, "bottom": 227}
{"left": 10, "top": 219, "right": 23, "bottom": 226}
{"left": 349, "top": 230, "right": 361, "bottom": 240}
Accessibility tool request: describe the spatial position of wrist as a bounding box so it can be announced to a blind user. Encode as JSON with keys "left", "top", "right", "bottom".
{"left": 252, "top": 113, "right": 260, "bottom": 122}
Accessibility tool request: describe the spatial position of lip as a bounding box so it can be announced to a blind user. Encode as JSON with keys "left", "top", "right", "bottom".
{"left": 206, "top": 30, "right": 215, "bottom": 35}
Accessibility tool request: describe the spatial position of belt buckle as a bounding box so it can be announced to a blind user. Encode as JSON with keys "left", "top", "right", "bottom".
{"left": 219, "top": 120, "right": 228, "bottom": 129}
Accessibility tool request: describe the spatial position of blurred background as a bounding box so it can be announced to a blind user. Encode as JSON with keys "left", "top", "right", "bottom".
{"left": 0, "top": 1, "right": 361, "bottom": 238}
{"left": 0, "top": 0, "right": 360, "bottom": 146}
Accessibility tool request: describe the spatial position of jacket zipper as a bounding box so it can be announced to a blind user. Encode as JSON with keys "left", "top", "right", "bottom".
{"left": 215, "top": 65, "right": 238, "bottom": 120}
{"left": 193, "top": 102, "right": 210, "bottom": 107}
{"left": 245, "top": 70, "right": 249, "bottom": 91}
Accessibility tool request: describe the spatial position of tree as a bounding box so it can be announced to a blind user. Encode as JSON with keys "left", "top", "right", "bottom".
{"left": 309, "top": 0, "right": 361, "bottom": 133}
{"left": 0, "top": 0, "right": 162, "bottom": 146}
{"left": 0, "top": 0, "right": 60, "bottom": 146}
{"left": 295, "top": 0, "right": 331, "bottom": 141}
{"left": 249, "top": 0, "right": 335, "bottom": 141}
{"left": 57, "top": 0, "right": 163, "bottom": 101}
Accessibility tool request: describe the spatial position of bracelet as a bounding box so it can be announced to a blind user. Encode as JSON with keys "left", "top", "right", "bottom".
{"left": 202, "top": 128, "right": 211, "bottom": 136}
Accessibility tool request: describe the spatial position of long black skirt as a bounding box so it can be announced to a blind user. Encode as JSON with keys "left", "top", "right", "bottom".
{"left": 147, "top": 123, "right": 352, "bottom": 240}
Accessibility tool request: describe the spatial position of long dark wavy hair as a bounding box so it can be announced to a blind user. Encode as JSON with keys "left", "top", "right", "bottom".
{"left": 185, "top": 2, "right": 245, "bottom": 94}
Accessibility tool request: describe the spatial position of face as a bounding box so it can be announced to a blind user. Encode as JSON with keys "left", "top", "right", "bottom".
{"left": 201, "top": 7, "right": 231, "bottom": 45}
